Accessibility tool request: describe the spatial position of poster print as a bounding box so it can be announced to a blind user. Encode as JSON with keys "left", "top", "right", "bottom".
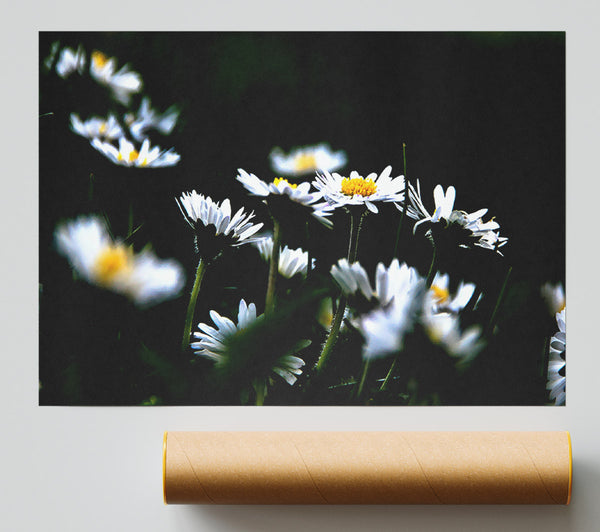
{"left": 39, "top": 32, "right": 565, "bottom": 406}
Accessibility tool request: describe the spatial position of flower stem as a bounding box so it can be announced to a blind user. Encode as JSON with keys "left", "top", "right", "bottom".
{"left": 315, "top": 212, "right": 364, "bottom": 375}
{"left": 486, "top": 265, "right": 512, "bottom": 335}
{"left": 356, "top": 359, "right": 371, "bottom": 399}
{"left": 425, "top": 236, "right": 437, "bottom": 288}
{"left": 379, "top": 353, "right": 399, "bottom": 391}
{"left": 315, "top": 296, "right": 347, "bottom": 374}
{"left": 128, "top": 203, "right": 134, "bottom": 237}
{"left": 540, "top": 336, "right": 550, "bottom": 380}
{"left": 181, "top": 258, "right": 206, "bottom": 352}
{"left": 265, "top": 218, "right": 281, "bottom": 315}
{"left": 346, "top": 212, "right": 355, "bottom": 259}
{"left": 350, "top": 212, "right": 366, "bottom": 262}
{"left": 393, "top": 143, "right": 408, "bottom": 259}
{"left": 255, "top": 382, "right": 265, "bottom": 406}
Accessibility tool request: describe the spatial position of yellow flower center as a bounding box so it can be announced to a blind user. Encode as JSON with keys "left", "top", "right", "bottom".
{"left": 99, "top": 122, "right": 107, "bottom": 134}
{"left": 431, "top": 285, "right": 450, "bottom": 304}
{"left": 294, "top": 153, "right": 317, "bottom": 172}
{"left": 117, "top": 149, "right": 139, "bottom": 163}
{"left": 92, "top": 51, "right": 108, "bottom": 69}
{"left": 273, "top": 177, "right": 297, "bottom": 189}
{"left": 340, "top": 177, "right": 377, "bottom": 197}
{"left": 93, "top": 245, "right": 132, "bottom": 285}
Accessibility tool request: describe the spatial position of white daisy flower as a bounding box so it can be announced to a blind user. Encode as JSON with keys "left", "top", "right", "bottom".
{"left": 70, "top": 113, "right": 124, "bottom": 141}
{"left": 89, "top": 50, "right": 143, "bottom": 105}
{"left": 359, "top": 290, "right": 422, "bottom": 360}
{"left": 91, "top": 137, "right": 180, "bottom": 168}
{"left": 541, "top": 282, "right": 566, "bottom": 316}
{"left": 236, "top": 168, "right": 333, "bottom": 226}
{"left": 253, "top": 236, "right": 314, "bottom": 278}
{"left": 330, "top": 258, "right": 373, "bottom": 300}
{"left": 471, "top": 228, "right": 509, "bottom": 253}
{"left": 55, "top": 45, "right": 86, "bottom": 78}
{"left": 421, "top": 308, "right": 485, "bottom": 363}
{"left": 191, "top": 299, "right": 305, "bottom": 386}
{"left": 177, "top": 191, "right": 264, "bottom": 247}
{"left": 428, "top": 272, "right": 476, "bottom": 313}
{"left": 54, "top": 215, "right": 185, "bottom": 307}
{"left": 407, "top": 181, "right": 507, "bottom": 253}
{"left": 313, "top": 165, "right": 405, "bottom": 214}
{"left": 269, "top": 143, "right": 347, "bottom": 177}
{"left": 124, "top": 97, "right": 179, "bottom": 142}
{"left": 547, "top": 308, "right": 566, "bottom": 405}
{"left": 331, "top": 258, "right": 423, "bottom": 307}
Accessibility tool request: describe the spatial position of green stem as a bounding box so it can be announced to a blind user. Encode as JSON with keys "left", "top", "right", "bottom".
{"left": 393, "top": 143, "right": 408, "bottom": 258}
{"left": 350, "top": 212, "right": 366, "bottom": 262}
{"left": 181, "top": 258, "right": 207, "bottom": 352}
{"left": 425, "top": 236, "right": 437, "bottom": 288}
{"left": 315, "top": 211, "right": 366, "bottom": 375}
{"left": 255, "top": 382, "right": 265, "bottom": 406}
{"left": 346, "top": 212, "right": 355, "bottom": 259}
{"left": 315, "top": 213, "right": 365, "bottom": 374}
{"left": 356, "top": 359, "right": 371, "bottom": 399}
{"left": 315, "top": 296, "right": 347, "bottom": 374}
{"left": 540, "top": 336, "right": 550, "bottom": 380}
{"left": 486, "top": 265, "right": 512, "bottom": 335}
{"left": 380, "top": 353, "right": 399, "bottom": 391}
{"left": 265, "top": 218, "right": 281, "bottom": 315}
{"left": 128, "top": 203, "right": 134, "bottom": 237}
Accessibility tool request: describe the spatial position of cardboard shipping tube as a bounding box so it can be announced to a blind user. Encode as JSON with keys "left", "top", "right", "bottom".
{"left": 163, "top": 431, "right": 572, "bottom": 505}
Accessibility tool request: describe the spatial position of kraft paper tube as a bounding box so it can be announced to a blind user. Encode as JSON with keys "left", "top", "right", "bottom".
{"left": 163, "top": 431, "right": 572, "bottom": 505}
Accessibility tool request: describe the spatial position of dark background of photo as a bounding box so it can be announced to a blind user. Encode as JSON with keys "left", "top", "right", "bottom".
{"left": 38, "top": 32, "right": 565, "bottom": 405}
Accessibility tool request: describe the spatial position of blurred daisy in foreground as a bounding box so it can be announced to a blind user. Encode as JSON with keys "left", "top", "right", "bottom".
{"left": 428, "top": 272, "right": 476, "bottom": 313}
{"left": 330, "top": 258, "right": 425, "bottom": 360}
{"left": 358, "top": 289, "right": 423, "bottom": 360}
{"left": 269, "top": 143, "right": 347, "bottom": 177}
{"left": 313, "top": 165, "right": 405, "bottom": 213}
{"left": 55, "top": 45, "right": 86, "bottom": 78}
{"left": 253, "top": 236, "right": 314, "bottom": 278}
{"left": 541, "top": 282, "right": 566, "bottom": 316}
{"left": 331, "top": 258, "right": 423, "bottom": 307}
{"left": 124, "top": 97, "right": 180, "bottom": 142}
{"left": 237, "top": 169, "right": 333, "bottom": 227}
{"left": 70, "top": 113, "right": 124, "bottom": 140}
{"left": 177, "top": 191, "right": 264, "bottom": 254}
{"left": 407, "top": 181, "right": 507, "bottom": 254}
{"left": 91, "top": 137, "right": 180, "bottom": 167}
{"left": 421, "top": 305, "right": 484, "bottom": 364}
{"left": 547, "top": 308, "right": 566, "bottom": 405}
{"left": 89, "top": 50, "right": 143, "bottom": 105}
{"left": 191, "top": 299, "right": 306, "bottom": 400}
{"left": 54, "top": 215, "right": 185, "bottom": 307}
